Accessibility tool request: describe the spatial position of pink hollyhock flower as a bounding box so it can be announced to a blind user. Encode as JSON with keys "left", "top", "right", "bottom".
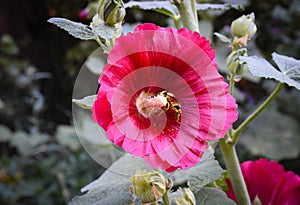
{"left": 78, "top": 8, "right": 89, "bottom": 21}
{"left": 92, "top": 23, "right": 238, "bottom": 172}
{"left": 226, "top": 158, "right": 300, "bottom": 204}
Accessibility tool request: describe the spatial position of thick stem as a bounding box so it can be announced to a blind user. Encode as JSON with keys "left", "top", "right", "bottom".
{"left": 173, "top": 17, "right": 181, "bottom": 29}
{"left": 162, "top": 191, "right": 170, "bottom": 205}
{"left": 176, "top": 0, "right": 199, "bottom": 32}
{"left": 219, "top": 138, "right": 251, "bottom": 205}
{"left": 232, "top": 83, "right": 284, "bottom": 144}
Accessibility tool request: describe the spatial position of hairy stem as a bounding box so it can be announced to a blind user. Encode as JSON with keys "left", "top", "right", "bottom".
{"left": 162, "top": 191, "right": 170, "bottom": 205}
{"left": 232, "top": 82, "right": 284, "bottom": 144}
{"left": 176, "top": 0, "right": 199, "bottom": 32}
{"left": 229, "top": 73, "right": 236, "bottom": 95}
{"left": 219, "top": 71, "right": 251, "bottom": 204}
{"left": 173, "top": 16, "right": 181, "bottom": 29}
{"left": 219, "top": 138, "right": 251, "bottom": 205}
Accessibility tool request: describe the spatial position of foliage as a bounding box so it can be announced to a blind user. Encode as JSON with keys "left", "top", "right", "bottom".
{"left": 241, "top": 53, "right": 300, "bottom": 90}
{"left": 0, "top": 125, "right": 101, "bottom": 205}
{"left": 68, "top": 149, "right": 231, "bottom": 205}
{"left": 1, "top": 0, "right": 300, "bottom": 204}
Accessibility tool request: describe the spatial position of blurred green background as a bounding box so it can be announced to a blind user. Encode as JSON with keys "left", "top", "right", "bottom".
{"left": 0, "top": 0, "right": 299, "bottom": 204}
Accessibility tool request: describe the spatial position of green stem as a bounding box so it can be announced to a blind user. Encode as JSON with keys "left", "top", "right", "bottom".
{"left": 176, "top": 0, "right": 199, "bottom": 32}
{"left": 229, "top": 73, "right": 236, "bottom": 95}
{"left": 232, "top": 82, "right": 284, "bottom": 144}
{"left": 173, "top": 16, "right": 181, "bottom": 29}
{"left": 152, "top": 202, "right": 159, "bottom": 205}
{"left": 162, "top": 191, "right": 170, "bottom": 205}
{"left": 219, "top": 138, "right": 251, "bottom": 205}
{"left": 226, "top": 73, "right": 236, "bottom": 141}
{"left": 219, "top": 71, "right": 251, "bottom": 204}
{"left": 95, "top": 37, "right": 104, "bottom": 47}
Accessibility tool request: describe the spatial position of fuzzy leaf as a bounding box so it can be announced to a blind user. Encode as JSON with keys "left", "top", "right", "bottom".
{"left": 68, "top": 154, "right": 151, "bottom": 205}
{"left": 10, "top": 132, "right": 49, "bottom": 155}
{"left": 124, "top": 1, "right": 179, "bottom": 18}
{"left": 194, "top": 187, "right": 236, "bottom": 205}
{"left": 48, "top": 18, "right": 98, "bottom": 40}
{"left": 196, "top": 3, "right": 243, "bottom": 11}
{"left": 240, "top": 53, "right": 300, "bottom": 90}
{"left": 73, "top": 95, "right": 97, "bottom": 109}
{"left": 93, "top": 23, "right": 119, "bottom": 41}
{"left": 170, "top": 148, "right": 224, "bottom": 193}
{"left": 55, "top": 125, "right": 81, "bottom": 151}
{"left": 85, "top": 49, "right": 107, "bottom": 75}
{"left": 240, "top": 107, "right": 300, "bottom": 160}
{"left": 214, "top": 32, "right": 231, "bottom": 43}
{"left": 272, "top": 53, "right": 300, "bottom": 82}
{"left": 0, "top": 124, "right": 11, "bottom": 142}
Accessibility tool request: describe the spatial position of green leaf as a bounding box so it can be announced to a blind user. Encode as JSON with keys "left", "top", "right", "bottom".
{"left": 124, "top": 1, "right": 179, "bottom": 19}
{"left": 10, "top": 131, "right": 49, "bottom": 155}
{"left": 73, "top": 95, "right": 97, "bottom": 109}
{"left": 240, "top": 53, "right": 300, "bottom": 90}
{"left": 240, "top": 107, "right": 300, "bottom": 160}
{"left": 214, "top": 32, "right": 231, "bottom": 43}
{"left": 272, "top": 53, "right": 300, "bottom": 82}
{"left": 0, "top": 124, "right": 11, "bottom": 142}
{"left": 48, "top": 17, "right": 98, "bottom": 40}
{"left": 55, "top": 125, "right": 81, "bottom": 151}
{"left": 84, "top": 48, "right": 107, "bottom": 75}
{"left": 196, "top": 3, "right": 243, "bottom": 11}
{"left": 76, "top": 114, "right": 112, "bottom": 146}
{"left": 194, "top": 187, "right": 236, "bottom": 205}
{"left": 170, "top": 148, "right": 224, "bottom": 193}
{"left": 93, "top": 23, "right": 119, "bottom": 41}
{"left": 68, "top": 154, "right": 151, "bottom": 205}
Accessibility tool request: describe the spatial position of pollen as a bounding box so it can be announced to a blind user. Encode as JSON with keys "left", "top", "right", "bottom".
{"left": 136, "top": 91, "right": 168, "bottom": 118}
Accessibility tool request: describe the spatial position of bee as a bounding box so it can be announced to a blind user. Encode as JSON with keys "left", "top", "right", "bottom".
{"left": 158, "top": 90, "right": 181, "bottom": 122}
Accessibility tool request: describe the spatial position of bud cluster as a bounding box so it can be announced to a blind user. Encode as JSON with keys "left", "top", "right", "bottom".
{"left": 227, "top": 48, "right": 248, "bottom": 75}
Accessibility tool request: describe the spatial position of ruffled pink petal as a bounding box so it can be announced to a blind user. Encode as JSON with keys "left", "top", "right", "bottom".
{"left": 226, "top": 158, "right": 300, "bottom": 204}
{"left": 270, "top": 168, "right": 300, "bottom": 204}
{"left": 241, "top": 159, "right": 284, "bottom": 204}
{"left": 92, "top": 91, "right": 112, "bottom": 130}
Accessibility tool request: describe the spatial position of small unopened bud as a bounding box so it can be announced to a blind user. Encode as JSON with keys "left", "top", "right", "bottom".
{"left": 175, "top": 188, "right": 196, "bottom": 205}
{"left": 253, "top": 195, "right": 262, "bottom": 205}
{"left": 130, "top": 170, "right": 167, "bottom": 204}
{"left": 231, "top": 13, "right": 257, "bottom": 39}
{"left": 98, "top": 0, "right": 125, "bottom": 26}
{"left": 226, "top": 49, "right": 248, "bottom": 75}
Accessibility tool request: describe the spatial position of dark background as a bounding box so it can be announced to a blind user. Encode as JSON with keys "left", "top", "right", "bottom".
{"left": 0, "top": 0, "right": 299, "bottom": 204}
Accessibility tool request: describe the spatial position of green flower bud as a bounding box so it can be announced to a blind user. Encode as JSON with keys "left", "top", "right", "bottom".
{"left": 98, "top": 0, "right": 126, "bottom": 26}
{"left": 231, "top": 13, "right": 257, "bottom": 39}
{"left": 226, "top": 49, "right": 248, "bottom": 75}
{"left": 175, "top": 188, "right": 196, "bottom": 205}
{"left": 253, "top": 195, "right": 262, "bottom": 205}
{"left": 130, "top": 170, "right": 167, "bottom": 204}
{"left": 228, "top": 59, "right": 239, "bottom": 74}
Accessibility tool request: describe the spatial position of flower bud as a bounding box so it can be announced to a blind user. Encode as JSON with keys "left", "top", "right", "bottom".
{"left": 98, "top": 0, "right": 126, "bottom": 26}
{"left": 231, "top": 13, "right": 257, "bottom": 39}
{"left": 130, "top": 170, "right": 167, "bottom": 204}
{"left": 226, "top": 49, "right": 248, "bottom": 75}
{"left": 175, "top": 188, "right": 196, "bottom": 205}
{"left": 253, "top": 195, "right": 262, "bottom": 205}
